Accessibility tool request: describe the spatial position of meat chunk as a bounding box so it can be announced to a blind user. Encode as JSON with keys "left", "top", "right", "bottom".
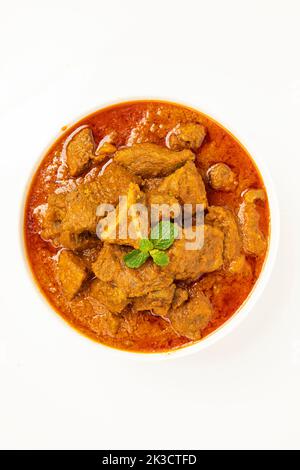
{"left": 96, "top": 162, "right": 142, "bottom": 205}
{"left": 98, "top": 182, "right": 147, "bottom": 248}
{"left": 141, "top": 176, "right": 164, "bottom": 193}
{"left": 132, "top": 284, "right": 176, "bottom": 317}
{"left": 79, "top": 245, "right": 103, "bottom": 270}
{"left": 165, "top": 225, "right": 224, "bottom": 281}
{"left": 91, "top": 243, "right": 174, "bottom": 314}
{"left": 146, "top": 191, "right": 181, "bottom": 221}
{"left": 146, "top": 191, "right": 179, "bottom": 208}
{"left": 61, "top": 182, "right": 103, "bottom": 235}
{"left": 168, "top": 292, "right": 212, "bottom": 340}
{"left": 208, "top": 163, "right": 237, "bottom": 192}
{"left": 92, "top": 311, "right": 121, "bottom": 336}
{"left": 42, "top": 192, "right": 67, "bottom": 240}
{"left": 239, "top": 203, "right": 266, "bottom": 256}
{"left": 155, "top": 161, "right": 208, "bottom": 212}
{"left": 58, "top": 230, "right": 100, "bottom": 251}
{"left": 143, "top": 176, "right": 181, "bottom": 219}
{"left": 205, "top": 206, "right": 245, "bottom": 274}
{"left": 92, "top": 243, "right": 174, "bottom": 300}
{"left": 42, "top": 186, "right": 98, "bottom": 249}
{"left": 167, "top": 122, "right": 206, "bottom": 151}
{"left": 172, "top": 287, "right": 189, "bottom": 309}
{"left": 42, "top": 163, "right": 140, "bottom": 249}
{"left": 66, "top": 127, "right": 95, "bottom": 177}
{"left": 92, "top": 142, "right": 117, "bottom": 164}
{"left": 57, "top": 250, "right": 88, "bottom": 300}
{"left": 86, "top": 293, "right": 122, "bottom": 336}
{"left": 90, "top": 279, "right": 129, "bottom": 314}
{"left": 238, "top": 190, "right": 267, "bottom": 256}
{"left": 114, "top": 143, "right": 195, "bottom": 177}
{"left": 243, "top": 188, "right": 266, "bottom": 204}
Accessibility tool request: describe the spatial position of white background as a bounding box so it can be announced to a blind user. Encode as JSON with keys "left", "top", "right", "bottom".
{"left": 0, "top": 0, "right": 299, "bottom": 450}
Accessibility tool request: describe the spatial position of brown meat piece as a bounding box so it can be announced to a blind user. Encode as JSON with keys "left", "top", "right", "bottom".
{"left": 42, "top": 192, "right": 67, "bottom": 239}
{"left": 146, "top": 191, "right": 181, "bottom": 221}
{"left": 98, "top": 182, "right": 147, "bottom": 248}
{"left": 42, "top": 163, "right": 140, "bottom": 249}
{"left": 207, "top": 163, "right": 237, "bottom": 192}
{"left": 243, "top": 188, "right": 266, "bottom": 203}
{"left": 146, "top": 191, "right": 179, "bottom": 208}
{"left": 96, "top": 162, "right": 142, "bottom": 204}
{"left": 132, "top": 284, "right": 176, "bottom": 317}
{"left": 90, "top": 279, "right": 129, "bottom": 314}
{"left": 167, "top": 122, "right": 206, "bottom": 151}
{"left": 80, "top": 246, "right": 103, "bottom": 270}
{"left": 42, "top": 186, "right": 98, "bottom": 249}
{"left": 92, "top": 244, "right": 174, "bottom": 299}
{"left": 165, "top": 225, "right": 224, "bottom": 281}
{"left": 58, "top": 231, "right": 100, "bottom": 251}
{"left": 92, "top": 142, "right": 117, "bottom": 164}
{"left": 205, "top": 206, "right": 245, "bottom": 274}
{"left": 238, "top": 190, "right": 267, "bottom": 256}
{"left": 86, "top": 293, "right": 122, "bottom": 336}
{"left": 168, "top": 292, "right": 212, "bottom": 340}
{"left": 62, "top": 163, "right": 141, "bottom": 238}
{"left": 172, "top": 287, "right": 189, "bottom": 309}
{"left": 61, "top": 182, "right": 103, "bottom": 235}
{"left": 92, "top": 311, "right": 121, "bottom": 336}
{"left": 57, "top": 250, "right": 88, "bottom": 300}
{"left": 238, "top": 203, "right": 267, "bottom": 256}
{"left": 91, "top": 244, "right": 174, "bottom": 315}
{"left": 114, "top": 143, "right": 194, "bottom": 177}
{"left": 66, "top": 127, "right": 95, "bottom": 177}
{"left": 155, "top": 161, "right": 208, "bottom": 212}
{"left": 141, "top": 177, "right": 163, "bottom": 193}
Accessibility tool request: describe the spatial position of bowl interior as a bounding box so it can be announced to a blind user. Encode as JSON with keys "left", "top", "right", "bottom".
{"left": 21, "top": 98, "right": 280, "bottom": 360}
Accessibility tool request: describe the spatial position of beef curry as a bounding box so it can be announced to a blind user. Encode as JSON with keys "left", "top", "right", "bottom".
{"left": 24, "top": 100, "right": 270, "bottom": 353}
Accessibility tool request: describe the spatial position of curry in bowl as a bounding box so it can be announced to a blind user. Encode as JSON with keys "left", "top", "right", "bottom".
{"left": 24, "top": 100, "right": 270, "bottom": 353}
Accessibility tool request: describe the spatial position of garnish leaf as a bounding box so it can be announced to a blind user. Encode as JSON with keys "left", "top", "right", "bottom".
{"left": 124, "top": 223, "right": 177, "bottom": 269}
{"left": 124, "top": 250, "right": 149, "bottom": 269}
{"left": 139, "top": 238, "right": 154, "bottom": 253}
{"left": 150, "top": 249, "right": 169, "bottom": 267}
{"left": 150, "top": 221, "right": 179, "bottom": 250}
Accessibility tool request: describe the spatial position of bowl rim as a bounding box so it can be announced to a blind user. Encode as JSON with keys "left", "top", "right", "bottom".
{"left": 20, "top": 96, "right": 280, "bottom": 360}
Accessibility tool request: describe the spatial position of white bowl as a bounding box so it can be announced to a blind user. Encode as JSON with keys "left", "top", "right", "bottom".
{"left": 21, "top": 98, "right": 280, "bottom": 360}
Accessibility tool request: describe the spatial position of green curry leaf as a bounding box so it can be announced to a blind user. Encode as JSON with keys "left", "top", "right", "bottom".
{"left": 139, "top": 238, "right": 154, "bottom": 253}
{"left": 150, "top": 249, "right": 170, "bottom": 267}
{"left": 150, "top": 221, "right": 179, "bottom": 250}
{"left": 123, "top": 250, "right": 149, "bottom": 269}
{"left": 124, "top": 222, "right": 178, "bottom": 269}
